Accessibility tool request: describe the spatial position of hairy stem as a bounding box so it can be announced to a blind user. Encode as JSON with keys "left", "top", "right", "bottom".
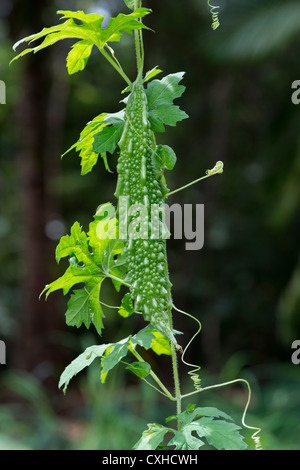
{"left": 171, "top": 340, "right": 182, "bottom": 429}
{"left": 166, "top": 268, "right": 182, "bottom": 428}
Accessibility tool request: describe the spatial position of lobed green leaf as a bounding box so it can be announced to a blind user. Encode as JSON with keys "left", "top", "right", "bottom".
{"left": 100, "top": 9, "right": 151, "bottom": 47}
{"left": 12, "top": 8, "right": 151, "bottom": 67}
{"left": 191, "top": 417, "right": 247, "bottom": 450}
{"left": 65, "top": 286, "right": 100, "bottom": 331}
{"left": 93, "top": 119, "right": 124, "bottom": 154}
{"left": 145, "top": 72, "right": 189, "bottom": 132}
{"left": 176, "top": 405, "right": 234, "bottom": 427}
{"left": 168, "top": 426, "right": 205, "bottom": 450}
{"left": 41, "top": 211, "right": 126, "bottom": 336}
{"left": 134, "top": 404, "right": 248, "bottom": 450}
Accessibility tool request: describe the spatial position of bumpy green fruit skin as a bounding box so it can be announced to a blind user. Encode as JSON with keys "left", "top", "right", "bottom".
{"left": 115, "top": 82, "right": 176, "bottom": 344}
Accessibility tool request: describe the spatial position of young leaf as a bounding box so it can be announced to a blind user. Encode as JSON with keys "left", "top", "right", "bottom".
{"left": 66, "top": 39, "right": 94, "bottom": 74}
{"left": 133, "top": 424, "right": 170, "bottom": 450}
{"left": 97, "top": 8, "right": 151, "bottom": 47}
{"left": 12, "top": 8, "right": 151, "bottom": 68}
{"left": 144, "top": 66, "right": 163, "bottom": 83}
{"left": 145, "top": 72, "right": 189, "bottom": 132}
{"left": 152, "top": 144, "right": 177, "bottom": 174}
{"left": 125, "top": 361, "right": 151, "bottom": 379}
{"left": 55, "top": 221, "right": 90, "bottom": 264}
{"left": 11, "top": 18, "right": 99, "bottom": 63}
{"left": 118, "top": 293, "right": 134, "bottom": 318}
{"left": 62, "top": 113, "right": 109, "bottom": 175}
{"left": 149, "top": 331, "right": 171, "bottom": 356}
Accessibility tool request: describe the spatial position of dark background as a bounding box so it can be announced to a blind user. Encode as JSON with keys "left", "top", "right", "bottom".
{"left": 0, "top": 0, "right": 299, "bottom": 449}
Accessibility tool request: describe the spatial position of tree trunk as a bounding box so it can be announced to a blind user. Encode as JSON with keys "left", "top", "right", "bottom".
{"left": 9, "top": 2, "right": 69, "bottom": 376}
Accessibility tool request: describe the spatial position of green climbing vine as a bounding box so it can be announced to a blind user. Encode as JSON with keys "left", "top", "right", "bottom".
{"left": 11, "top": 0, "right": 262, "bottom": 450}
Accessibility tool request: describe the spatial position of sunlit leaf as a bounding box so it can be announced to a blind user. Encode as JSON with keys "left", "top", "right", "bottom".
{"left": 144, "top": 66, "right": 163, "bottom": 83}
{"left": 11, "top": 8, "right": 151, "bottom": 65}
{"left": 66, "top": 39, "right": 93, "bottom": 74}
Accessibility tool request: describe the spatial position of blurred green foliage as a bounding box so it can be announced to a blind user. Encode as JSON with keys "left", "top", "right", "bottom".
{"left": 0, "top": 0, "right": 300, "bottom": 450}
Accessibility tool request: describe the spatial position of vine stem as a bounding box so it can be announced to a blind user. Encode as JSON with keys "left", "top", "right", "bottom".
{"left": 133, "top": 0, "right": 183, "bottom": 431}
{"left": 98, "top": 46, "right": 132, "bottom": 87}
{"left": 170, "top": 338, "right": 182, "bottom": 429}
{"left": 128, "top": 346, "right": 175, "bottom": 400}
{"left": 134, "top": 0, "right": 144, "bottom": 82}
{"left": 166, "top": 265, "right": 182, "bottom": 430}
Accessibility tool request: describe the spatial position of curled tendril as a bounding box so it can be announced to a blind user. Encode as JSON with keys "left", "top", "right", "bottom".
{"left": 172, "top": 303, "right": 203, "bottom": 392}
{"left": 207, "top": 0, "right": 221, "bottom": 30}
{"left": 173, "top": 302, "right": 263, "bottom": 450}
{"left": 206, "top": 160, "right": 224, "bottom": 176}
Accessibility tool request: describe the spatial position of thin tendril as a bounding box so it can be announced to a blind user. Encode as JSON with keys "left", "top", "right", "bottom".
{"left": 207, "top": 0, "right": 221, "bottom": 30}
{"left": 200, "top": 379, "right": 263, "bottom": 450}
{"left": 173, "top": 303, "right": 263, "bottom": 450}
{"left": 166, "top": 161, "right": 224, "bottom": 198}
{"left": 172, "top": 303, "right": 203, "bottom": 392}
